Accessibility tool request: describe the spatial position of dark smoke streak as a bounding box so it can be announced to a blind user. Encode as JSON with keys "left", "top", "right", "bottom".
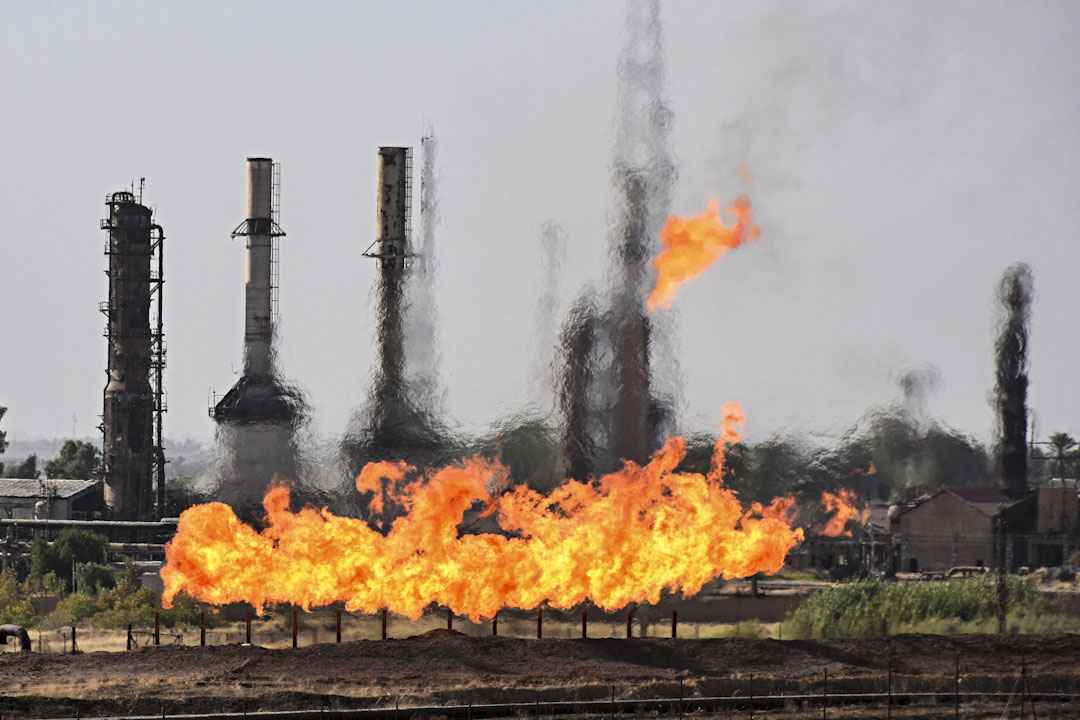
{"left": 993, "top": 262, "right": 1034, "bottom": 498}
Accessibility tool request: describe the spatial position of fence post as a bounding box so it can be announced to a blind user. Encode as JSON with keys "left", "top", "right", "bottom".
{"left": 822, "top": 665, "right": 827, "bottom": 720}
{"left": 954, "top": 653, "right": 960, "bottom": 720}
{"left": 582, "top": 608, "right": 587, "bottom": 639}
{"left": 336, "top": 610, "right": 342, "bottom": 644}
{"left": 887, "top": 656, "right": 892, "bottom": 720}
{"left": 200, "top": 612, "right": 206, "bottom": 646}
{"left": 71, "top": 626, "right": 77, "bottom": 654}
{"left": 671, "top": 609, "right": 677, "bottom": 638}
{"left": 292, "top": 609, "right": 298, "bottom": 649}
{"left": 127, "top": 624, "right": 132, "bottom": 651}
{"left": 246, "top": 611, "right": 252, "bottom": 645}
{"left": 383, "top": 608, "right": 388, "bottom": 640}
{"left": 749, "top": 672, "right": 754, "bottom": 719}
{"left": 537, "top": 607, "right": 543, "bottom": 639}
{"left": 154, "top": 612, "right": 160, "bottom": 645}
{"left": 626, "top": 608, "right": 632, "bottom": 639}
{"left": 447, "top": 607, "right": 453, "bottom": 631}
{"left": 492, "top": 610, "right": 498, "bottom": 637}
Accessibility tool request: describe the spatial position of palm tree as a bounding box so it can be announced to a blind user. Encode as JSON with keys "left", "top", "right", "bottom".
{"left": 1048, "top": 432, "right": 1078, "bottom": 480}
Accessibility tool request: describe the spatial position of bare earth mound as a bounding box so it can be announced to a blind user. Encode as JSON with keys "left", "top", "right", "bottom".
{"left": 1, "top": 631, "right": 1078, "bottom": 718}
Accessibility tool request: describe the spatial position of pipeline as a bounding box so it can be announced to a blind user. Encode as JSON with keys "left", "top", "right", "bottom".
{"left": 0, "top": 624, "right": 31, "bottom": 652}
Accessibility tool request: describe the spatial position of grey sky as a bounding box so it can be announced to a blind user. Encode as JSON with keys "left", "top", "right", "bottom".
{"left": 1, "top": 1, "right": 1077, "bottom": 449}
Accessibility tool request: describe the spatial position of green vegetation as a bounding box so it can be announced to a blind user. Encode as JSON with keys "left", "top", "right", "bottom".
{"left": 1, "top": 559, "right": 215, "bottom": 631}
{"left": 44, "top": 439, "right": 101, "bottom": 479}
{"left": 2, "top": 453, "right": 39, "bottom": 479}
{"left": 0, "top": 567, "right": 35, "bottom": 626}
{"left": 29, "top": 528, "right": 109, "bottom": 592}
{"left": 782, "top": 576, "right": 1080, "bottom": 638}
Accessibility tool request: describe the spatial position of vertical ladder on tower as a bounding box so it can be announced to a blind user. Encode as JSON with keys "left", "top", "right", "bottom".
{"left": 270, "top": 163, "right": 282, "bottom": 325}
{"left": 403, "top": 148, "right": 413, "bottom": 269}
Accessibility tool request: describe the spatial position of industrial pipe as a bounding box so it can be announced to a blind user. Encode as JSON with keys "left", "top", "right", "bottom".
{"left": 0, "top": 624, "right": 31, "bottom": 652}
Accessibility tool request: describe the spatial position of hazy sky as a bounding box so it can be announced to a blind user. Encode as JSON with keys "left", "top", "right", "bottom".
{"left": 2, "top": 1, "right": 1077, "bottom": 449}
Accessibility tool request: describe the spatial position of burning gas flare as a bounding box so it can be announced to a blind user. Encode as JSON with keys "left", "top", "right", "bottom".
{"left": 820, "top": 488, "right": 871, "bottom": 537}
{"left": 161, "top": 406, "right": 803, "bottom": 622}
{"left": 646, "top": 197, "right": 760, "bottom": 311}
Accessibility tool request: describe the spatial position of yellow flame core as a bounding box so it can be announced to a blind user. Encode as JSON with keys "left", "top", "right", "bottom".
{"left": 647, "top": 197, "right": 760, "bottom": 311}
{"left": 161, "top": 406, "right": 803, "bottom": 622}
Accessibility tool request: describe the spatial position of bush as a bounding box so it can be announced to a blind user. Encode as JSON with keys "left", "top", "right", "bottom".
{"left": 29, "top": 528, "right": 109, "bottom": 592}
{"left": 782, "top": 576, "right": 1042, "bottom": 639}
{"left": 0, "top": 567, "right": 35, "bottom": 627}
{"left": 74, "top": 563, "right": 117, "bottom": 594}
{"left": 46, "top": 592, "right": 101, "bottom": 629}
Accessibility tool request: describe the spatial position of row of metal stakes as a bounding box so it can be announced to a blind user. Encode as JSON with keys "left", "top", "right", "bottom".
{"left": 139, "top": 607, "right": 682, "bottom": 648}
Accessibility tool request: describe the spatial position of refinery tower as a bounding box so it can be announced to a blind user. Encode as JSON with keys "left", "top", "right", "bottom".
{"left": 100, "top": 188, "right": 166, "bottom": 520}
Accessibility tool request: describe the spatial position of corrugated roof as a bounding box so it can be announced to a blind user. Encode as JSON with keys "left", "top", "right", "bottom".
{"left": 0, "top": 479, "right": 98, "bottom": 499}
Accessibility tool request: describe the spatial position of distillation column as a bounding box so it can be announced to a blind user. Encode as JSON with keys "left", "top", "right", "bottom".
{"left": 101, "top": 191, "right": 164, "bottom": 520}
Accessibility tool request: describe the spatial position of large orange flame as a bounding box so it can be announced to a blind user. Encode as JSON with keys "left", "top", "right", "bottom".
{"left": 820, "top": 488, "right": 871, "bottom": 537}
{"left": 646, "top": 197, "right": 760, "bottom": 311}
{"left": 161, "top": 406, "right": 803, "bottom": 622}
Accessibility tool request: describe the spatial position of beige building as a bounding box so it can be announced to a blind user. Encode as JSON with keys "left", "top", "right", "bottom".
{"left": 897, "top": 487, "right": 1013, "bottom": 573}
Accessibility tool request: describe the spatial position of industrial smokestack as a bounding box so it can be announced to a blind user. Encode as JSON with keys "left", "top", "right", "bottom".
{"left": 373, "top": 147, "right": 410, "bottom": 393}
{"left": 993, "top": 263, "right": 1034, "bottom": 499}
{"left": 341, "top": 145, "right": 451, "bottom": 491}
{"left": 101, "top": 189, "right": 166, "bottom": 520}
{"left": 212, "top": 159, "right": 305, "bottom": 516}
{"left": 233, "top": 158, "right": 281, "bottom": 377}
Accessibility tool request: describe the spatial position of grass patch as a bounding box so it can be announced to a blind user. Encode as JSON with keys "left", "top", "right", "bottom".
{"left": 781, "top": 575, "right": 1080, "bottom": 639}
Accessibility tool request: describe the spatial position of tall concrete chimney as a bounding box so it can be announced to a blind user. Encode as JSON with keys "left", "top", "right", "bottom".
{"left": 233, "top": 158, "right": 280, "bottom": 376}
{"left": 372, "top": 147, "right": 410, "bottom": 392}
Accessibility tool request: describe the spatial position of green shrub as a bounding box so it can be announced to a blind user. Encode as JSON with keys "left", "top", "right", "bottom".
{"left": 782, "top": 576, "right": 1045, "bottom": 639}
{"left": 47, "top": 592, "right": 101, "bottom": 629}
{"left": 74, "top": 563, "right": 117, "bottom": 594}
{"left": 0, "top": 567, "right": 35, "bottom": 627}
{"left": 29, "top": 528, "right": 108, "bottom": 592}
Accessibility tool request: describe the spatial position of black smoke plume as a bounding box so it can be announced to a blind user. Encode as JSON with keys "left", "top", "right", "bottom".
{"left": 993, "top": 262, "right": 1034, "bottom": 498}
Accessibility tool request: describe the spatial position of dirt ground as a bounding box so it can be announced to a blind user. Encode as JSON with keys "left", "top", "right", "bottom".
{"left": 1, "top": 630, "right": 1078, "bottom": 718}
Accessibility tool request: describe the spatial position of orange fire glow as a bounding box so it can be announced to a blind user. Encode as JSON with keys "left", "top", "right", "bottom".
{"left": 820, "top": 488, "right": 871, "bottom": 537}
{"left": 161, "top": 406, "right": 803, "bottom": 621}
{"left": 646, "top": 197, "right": 760, "bottom": 311}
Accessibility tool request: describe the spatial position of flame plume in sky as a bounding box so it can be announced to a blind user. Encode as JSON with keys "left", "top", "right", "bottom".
{"left": 647, "top": 197, "right": 760, "bottom": 311}
{"left": 820, "top": 487, "right": 871, "bottom": 537}
{"left": 161, "top": 406, "right": 803, "bottom": 621}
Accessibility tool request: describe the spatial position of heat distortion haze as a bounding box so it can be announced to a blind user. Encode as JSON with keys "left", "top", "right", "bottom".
{"left": 3, "top": 1, "right": 1080, "bottom": 717}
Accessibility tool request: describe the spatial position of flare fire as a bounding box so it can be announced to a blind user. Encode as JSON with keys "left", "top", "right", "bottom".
{"left": 162, "top": 405, "right": 803, "bottom": 621}
{"left": 820, "top": 488, "right": 871, "bottom": 537}
{"left": 646, "top": 197, "right": 760, "bottom": 311}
